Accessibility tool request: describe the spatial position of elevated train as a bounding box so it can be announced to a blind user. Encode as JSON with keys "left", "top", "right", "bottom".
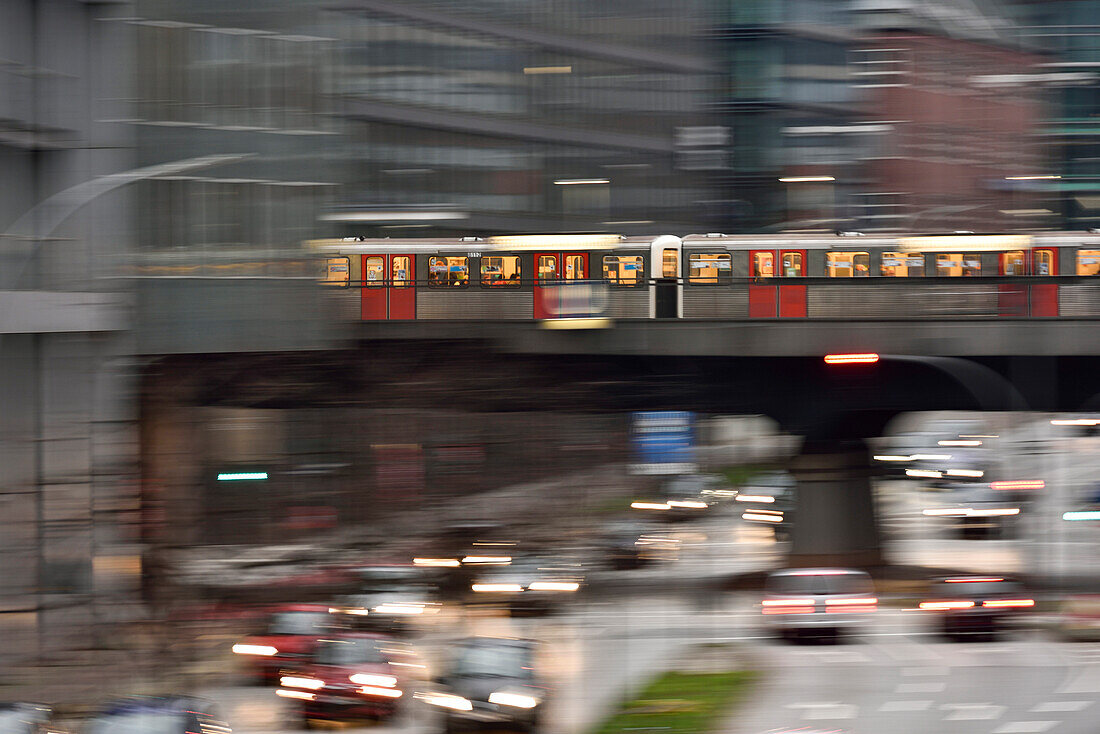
{"left": 312, "top": 232, "right": 1100, "bottom": 321}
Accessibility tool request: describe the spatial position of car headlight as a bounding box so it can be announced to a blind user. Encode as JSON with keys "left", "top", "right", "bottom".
{"left": 472, "top": 583, "right": 523, "bottom": 593}
{"left": 280, "top": 675, "right": 325, "bottom": 690}
{"left": 488, "top": 691, "right": 541, "bottom": 709}
{"left": 232, "top": 643, "right": 278, "bottom": 656}
{"left": 374, "top": 603, "right": 425, "bottom": 615}
{"left": 418, "top": 692, "right": 473, "bottom": 711}
{"left": 350, "top": 673, "right": 397, "bottom": 687}
{"left": 527, "top": 581, "right": 579, "bottom": 592}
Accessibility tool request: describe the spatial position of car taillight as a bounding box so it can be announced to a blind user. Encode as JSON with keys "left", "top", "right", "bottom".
{"left": 982, "top": 599, "right": 1034, "bottom": 608}
{"left": 919, "top": 601, "right": 975, "bottom": 610}
{"left": 762, "top": 598, "right": 814, "bottom": 615}
{"left": 826, "top": 597, "right": 877, "bottom": 613}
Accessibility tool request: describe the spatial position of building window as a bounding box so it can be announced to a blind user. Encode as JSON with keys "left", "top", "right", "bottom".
{"left": 392, "top": 256, "right": 411, "bottom": 287}
{"left": 323, "top": 257, "right": 350, "bottom": 286}
{"left": 364, "top": 256, "right": 385, "bottom": 286}
{"left": 481, "top": 255, "right": 521, "bottom": 286}
{"left": 752, "top": 251, "right": 774, "bottom": 277}
{"left": 827, "top": 252, "right": 870, "bottom": 277}
{"left": 1077, "top": 250, "right": 1100, "bottom": 276}
{"left": 428, "top": 256, "right": 469, "bottom": 287}
{"left": 603, "top": 255, "right": 644, "bottom": 286}
{"left": 881, "top": 252, "right": 924, "bottom": 277}
{"left": 936, "top": 253, "right": 980, "bottom": 277}
{"left": 689, "top": 253, "right": 732, "bottom": 284}
{"left": 1002, "top": 250, "right": 1025, "bottom": 275}
{"left": 781, "top": 251, "right": 804, "bottom": 277}
{"left": 662, "top": 248, "right": 679, "bottom": 278}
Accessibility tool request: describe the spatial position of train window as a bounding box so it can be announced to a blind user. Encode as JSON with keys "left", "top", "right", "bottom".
{"left": 1077, "top": 250, "right": 1100, "bottom": 276}
{"left": 936, "top": 253, "right": 980, "bottom": 277}
{"left": 752, "top": 252, "right": 774, "bottom": 277}
{"left": 689, "top": 253, "right": 732, "bottom": 284}
{"left": 322, "top": 257, "right": 350, "bottom": 286}
{"left": 428, "top": 256, "right": 469, "bottom": 287}
{"left": 880, "top": 252, "right": 924, "bottom": 277}
{"left": 781, "top": 251, "right": 804, "bottom": 277}
{"left": 538, "top": 255, "right": 558, "bottom": 280}
{"left": 392, "top": 256, "right": 411, "bottom": 287}
{"left": 481, "top": 256, "right": 521, "bottom": 286}
{"left": 603, "top": 255, "right": 644, "bottom": 286}
{"left": 662, "top": 249, "right": 679, "bottom": 278}
{"left": 364, "top": 256, "right": 385, "bottom": 286}
{"left": 1002, "top": 250, "right": 1026, "bottom": 275}
{"left": 1034, "top": 249, "right": 1055, "bottom": 276}
{"left": 564, "top": 254, "right": 586, "bottom": 280}
{"left": 827, "top": 252, "right": 869, "bottom": 277}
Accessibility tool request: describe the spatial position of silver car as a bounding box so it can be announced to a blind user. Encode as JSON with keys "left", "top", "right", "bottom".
{"left": 761, "top": 568, "right": 877, "bottom": 642}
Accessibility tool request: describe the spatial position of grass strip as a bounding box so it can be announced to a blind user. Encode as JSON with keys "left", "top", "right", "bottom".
{"left": 591, "top": 670, "right": 755, "bottom": 734}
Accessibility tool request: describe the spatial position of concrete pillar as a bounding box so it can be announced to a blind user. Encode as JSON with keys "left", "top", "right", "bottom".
{"left": 787, "top": 439, "right": 884, "bottom": 568}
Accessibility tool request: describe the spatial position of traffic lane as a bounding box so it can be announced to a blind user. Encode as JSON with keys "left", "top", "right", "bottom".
{"left": 201, "top": 593, "right": 693, "bottom": 734}
{"left": 727, "top": 610, "right": 1100, "bottom": 734}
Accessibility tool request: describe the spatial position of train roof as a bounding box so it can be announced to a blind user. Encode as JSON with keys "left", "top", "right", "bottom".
{"left": 309, "top": 231, "right": 1100, "bottom": 254}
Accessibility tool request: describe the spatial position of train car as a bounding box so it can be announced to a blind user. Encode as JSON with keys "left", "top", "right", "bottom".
{"left": 311, "top": 232, "right": 1100, "bottom": 322}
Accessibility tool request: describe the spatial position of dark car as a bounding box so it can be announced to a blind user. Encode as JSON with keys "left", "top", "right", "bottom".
{"left": 232, "top": 604, "right": 334, "bottom": 684}
{"left": 328, "top": 585, "right": 442, "bottom": 634}
{"left": 0, "top": 703, "right": 53, "bottom": 734}
{"left": 83, "top": 696, "right": 230, "bottom": 734}
{"left": 598, "top": 521, "right": 679, "bottom": 570}
{"left": 919, "top": 576, "right": 1034, "bottom": 640}
{"left": 277, "top": 634, "right": 421, "bottom": 728}
{"left": 419, "top": 637, "right": 547, "bottom": 734}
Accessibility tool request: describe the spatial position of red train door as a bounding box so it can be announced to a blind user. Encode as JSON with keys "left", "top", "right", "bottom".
{"left": 533, "top": 252, "right": 560, "bottom": 319}
{"left": 778, "top": 249, "right": 806, "bottom": 317}
{"left": 361, "top": 254, "right": 387, "bottom": 320}
{"left": 389, "top": 254, "right": 416, "bottom": 319}
{"left": 748, "top": 249, "right": 777, "bottom": 317}
{"left": 1031, "top": 247, "right": 1058, "bottom": 316}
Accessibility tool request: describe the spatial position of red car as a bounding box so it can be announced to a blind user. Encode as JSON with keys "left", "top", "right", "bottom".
{"left": 232, "top": 603, "right": 334, "bottom": 684}
{"left": 276, "top": 633, "right": 419, "bottom": 727}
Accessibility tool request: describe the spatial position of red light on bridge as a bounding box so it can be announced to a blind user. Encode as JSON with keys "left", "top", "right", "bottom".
{"left": 991, "top": 480, "right": 1045, "bottom": 491}
{"left": 824, "top": 353, "right": 879, "bottom": 365}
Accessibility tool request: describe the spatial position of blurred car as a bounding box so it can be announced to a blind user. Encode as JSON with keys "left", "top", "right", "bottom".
{"left": 328, "top": 584, "right": 442, "bottom": 634}
{"left": 598, "top": 521, "right": 679, "bottom": 569}
{"left": 231, "top": 603, "right": 334, "bottom": 684}
{"left": 918, "top": 576, "right": 1034, "bottom": 640}
{"left": 469, "top": 557, "right": 583, "bottom": 615}
{"left": 761, "top": 568, "right": 877, "bottom": 642}
{"left": 1057, "top": 594, "right": 1100, "bottom": 641}
{"left": 921, "top": 483, "right": 1020, "bottom": 539}
{"left": 83, "top": 695, "right": 230, "bottom": 734}
{"left": 737, "top": 471, "right": 795, "bottom": 539}
{"left": 277, "top": 634, "right": 422, "bottom": 727}
{"left": 658, "top": 475, "right": 719, "bottom": 520}
{"left": 418, "top": 637, "right": 546, "bottom": 734}
{"left": 0, "top": 703, "right": 53, "bottom": 734}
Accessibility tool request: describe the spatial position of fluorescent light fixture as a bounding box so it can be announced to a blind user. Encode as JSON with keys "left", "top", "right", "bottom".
{"left": 1051, "top": 418, "right": 1100, "bottom": 426}
{"left": 906, "top": 469, "right": 942, "bottom": 479}
{"left": 1064, "top": 511, "right": 1100, "bottom": 521}
{"left": 218, "top": 472, "right": 268, "bottom": 481}
{"left": 874, "top": 455, "right": 912, "bottom": 462}
{"left": 946, "top": 469, "right": 984, "bottom": 478}
{"left": 939, "top": 440, "right": 982, "bottom": 446}
{"left": 632, "top": 501, "right": 671, "bottom": 510}
{"left": 1005, "top": 175, "right": 1060, "bottom": 180}
{"left": 319, "top": 211, "right": 468, "bottom": 221}
{"left": 553, "top": 178, "right": 610, "bottom": 185}
{"left": 911, "top": 454, "right": 951, "bottom": 461}
{"left": 778, "top": 176, "right": 836, "bottom": 182}
{"left": 991, "top": 480, "right": 1044, "bottom": 490}
{"left": 524, "top": 65, "right": 572, "bottom": 74}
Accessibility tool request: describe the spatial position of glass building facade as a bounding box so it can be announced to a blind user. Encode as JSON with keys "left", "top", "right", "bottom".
{"left": 128, "top": 0, "right": 719, "bottom": 248}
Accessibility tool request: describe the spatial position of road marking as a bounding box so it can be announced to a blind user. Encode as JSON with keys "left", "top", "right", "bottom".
{"left": 785, "top": 702, "right": 857, "bottom": 720}
{"left": 1057, "top": 666, "right": 1100, "bottom": 693}
{"left": 901, "top": 666, "right": 949, "bottom": 676}
{"left": 895, "top": 681, "right": 946, "bottom": 693}
{"left": 879, "top": 700, "right": 933, "bottom": 712}
{"left": 941, "top": 703, "right": 1005, "bottom": 720}
{"left": 992, "top": 722, "right": 1059, "bottom": 733}
{"left": 1029, "top": 701, "right": 1092, "bottom": 712}
{"left": 814, "top": 651, "right": 871, "bottom": 664}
